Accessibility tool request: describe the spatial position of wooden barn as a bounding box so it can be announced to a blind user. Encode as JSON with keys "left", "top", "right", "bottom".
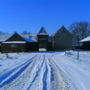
{"left": 52, "top": 26, "right": 72, "bottom": 51}
{"left": 0, "top": 26, "right": 73, "bottom": 52}
{"left": 80, "top": 36, "right": 90, "bottom": 50}
{"left": 1, "top": 33, "right": 38, "bottom": 53}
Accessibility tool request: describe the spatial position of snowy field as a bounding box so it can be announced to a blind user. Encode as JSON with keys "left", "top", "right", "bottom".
{"left": 0, "top": 51, "right": 90, "bottom": 90}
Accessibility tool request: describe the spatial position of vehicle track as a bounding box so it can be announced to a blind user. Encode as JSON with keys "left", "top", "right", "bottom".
{"left": 47, "top": 55, "right": 66, "bottom": 90}
{"left": 0, "top": 53, "right": 71, "bottom": 90}
{"left": 0, "top": 55, "right": 38, "bottom": 89}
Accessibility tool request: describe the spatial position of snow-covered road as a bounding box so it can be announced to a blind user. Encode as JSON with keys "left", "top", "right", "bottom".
{"left": 53, "top": 52, "right": 90, "bottom": 90}
{"left": 0, "top": 52, "right": 90, "bottom": 90}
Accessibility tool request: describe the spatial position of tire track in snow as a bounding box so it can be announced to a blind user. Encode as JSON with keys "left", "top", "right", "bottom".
{"left": 26, "top": 54, "right": 47, "bottom": 90}
{"left": 53, "top": 55, "right": 90, "bottom": 90}
{"left": 26, "top": 55, "right": 45, "bottom": 90}
{"left": 2, "top": 55, "right": 41, "bottom": 90}
{"left": 26, "top": 54, "right": 50, "bottom": 90}
{"left": 47, "top": 55, "right": 66, "bottom": 90}
{"left": 52, "top": 56, "right": 78, "bottom": 90}
{"left": 0, "top": 53, "right": 72, "bottom": 90}
{"left": 42, "top": 62, "right": 48, "bottom": 90}
{"left": 42, "top": 55, "right": 55, "bottom": 90}
{"left": 50, "top": 66, "right": 54, "bottom": 82}
{"left": 0, "top": 55, "right": 37, "bottom": 88}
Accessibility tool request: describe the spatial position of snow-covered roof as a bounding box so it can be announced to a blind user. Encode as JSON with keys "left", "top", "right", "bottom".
{"left": 0, "top": 34, "right": 12, "bottom": 42}
{"left": 2, "top": 41, "right": 26, "bottom": 44}
{"left": 29, "top": 34, "right": 37, "bottom": 42}
{"left": 19, "top": 33, "right": 37, "bottom": 42}
{"left": 80, "top": 36, "right": 90, "bottom": 42}
{"left": 22, "top": 37, "right": 37, "bottom": 42}
{"left": 0, "top": 33, "right": 37, "bottom": 42}
{"left": 21, "top": 33, "right": 37, "bottom": 39}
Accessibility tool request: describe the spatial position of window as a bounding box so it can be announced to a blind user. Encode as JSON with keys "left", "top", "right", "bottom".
{"left": 10, "top": 44, "right": 18, "bottom": 48}
{"left": 39, "top": 38, "right": 47, "bottom": 40}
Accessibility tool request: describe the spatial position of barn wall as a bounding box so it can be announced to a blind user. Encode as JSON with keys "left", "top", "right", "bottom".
{"left": 26, "top": 42, "right": 38, "bottom": 51}
{"left": 1, "top": 43, "right": 26, "bottom": 53}
{"left": 78, "top": 42, "right": 90, "bottom": 50}
{"left": 37, "top": 35, "right": 48, "bottom": 50}
{"left": 53, "top": 30, "right": 72, "bottom": 51}
{"left": 47, "top": 42, "right": 53, "bottom": 51}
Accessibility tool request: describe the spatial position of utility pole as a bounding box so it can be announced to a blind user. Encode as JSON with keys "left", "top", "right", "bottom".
{"left": 52, "top": 36, "right": 55, "bottom": 51}
{"left": 77, "top": 37, "right": 80, "bottom": 60}
{"left": 6, "top": 53, "right": 9, "bottom": 58}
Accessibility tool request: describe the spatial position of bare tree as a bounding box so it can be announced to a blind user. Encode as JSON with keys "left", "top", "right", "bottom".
{"left": 77, "top": 37, "right": 80, "bottom": 60}
{"left": 69, "top": 21, "right": 90, "bottom": 46}
{"left": 22, "top": 31, "right": 31, "bottom": 34}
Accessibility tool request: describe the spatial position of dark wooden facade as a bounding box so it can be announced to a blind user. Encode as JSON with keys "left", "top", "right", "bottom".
{"left": 77, "top": 36, "right": 90, "bottom": 50}
{"left": 26, "top": 42, "right": 38, "bottom": 52}
{"left": 37, "top": 27, "right": 49, "bottom": 51}
{"left": 52, "top": 26, "right": 72, "bottom": 51}
{"left": 1, "top": 26, "right": 73, "bottom": 53}
{"left": 1, "top": 33, "right": 38, "bottom": 53}
{"left": 1, "top": 43, "right": 26, "bottom": 53}
{"left": 78, "top": 42, "right": 90, "bottom": 50}
{"left": 82, "top": 42, "right": 90, "bottom": 50}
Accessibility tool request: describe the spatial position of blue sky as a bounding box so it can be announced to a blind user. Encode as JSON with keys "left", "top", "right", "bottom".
{"left": 0, "top": 0, "right": 90, "bottom": 34}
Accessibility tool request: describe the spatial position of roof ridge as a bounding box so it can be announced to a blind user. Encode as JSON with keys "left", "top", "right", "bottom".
{"left": 38, "top": 27, "right": 48, "bottom": 35}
